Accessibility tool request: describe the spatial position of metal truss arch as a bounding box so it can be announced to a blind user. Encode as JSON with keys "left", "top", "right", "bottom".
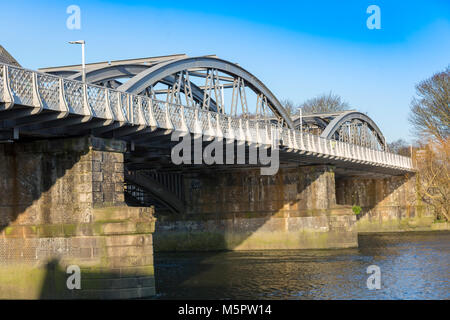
{"left": 0, "top": 60, "right": 415, "bottom": 173}
{"left": 116, "top": 56, "right": 294, "bottom": 128}
{"left": 320, "top": 111, "right": 386, "bottom": 150}
{"left": 64, "top": 64, "right": 219, "bottom": 110}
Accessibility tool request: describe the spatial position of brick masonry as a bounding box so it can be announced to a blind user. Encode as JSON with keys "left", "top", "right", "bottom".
{"left": 0, "top": 137, "right": 156, "bottom": 299}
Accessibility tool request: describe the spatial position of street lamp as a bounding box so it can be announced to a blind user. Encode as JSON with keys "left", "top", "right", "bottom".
{"left": 68, "top": 40, "right": 86, "bottom": 83}
{"left": 298, "top": 107, "right": 303, "bottom": 131}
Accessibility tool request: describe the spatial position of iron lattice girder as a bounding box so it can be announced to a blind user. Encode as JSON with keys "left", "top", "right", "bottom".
{"left": 293, "top": 110, "right": 386, "bottom": 149}
{"left": 49, "top": 56, "right": 293, "bottom": 127}
{"left": 59, "top": 64, "right": 219, "bottom": 111}
{"left": 40, "top": 54, "right": 387, "bottom": 143}
{"left": 113, "top": 56, "right": 294, "bottom": 128}
{"left": 320, "top": 111, "right": 386, "bottom": 149}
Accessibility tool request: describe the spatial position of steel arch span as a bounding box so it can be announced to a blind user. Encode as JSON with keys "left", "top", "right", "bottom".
{"left": 0, "top": 57, "right": 414, "bottom": 174}
{"left": 47, "top": 56, "right": 295, "bottom": 128}
{"left": 41, "top": 54, "right": 388, "bottom": 150}
{"left": 293, "top": 110, "right": 387, "bottom": 150}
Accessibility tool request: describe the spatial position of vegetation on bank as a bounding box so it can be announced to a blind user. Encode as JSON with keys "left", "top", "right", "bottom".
{"left": 352, "top": 205, "right": 362, "bottom": 215}
{"left": 389, "top": 66, "right": 450, "bottom": 222}
{"left": 410, "top": 66, "right": 449, "bottom": 222}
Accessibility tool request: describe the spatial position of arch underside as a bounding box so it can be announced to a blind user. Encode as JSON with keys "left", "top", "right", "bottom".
{"left": 124, "top": 171, "right": 184, "bottom": 214}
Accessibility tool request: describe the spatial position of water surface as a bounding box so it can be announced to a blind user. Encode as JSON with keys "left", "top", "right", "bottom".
{"left": 154, "top": 232, "right": 450, "bottom": 299}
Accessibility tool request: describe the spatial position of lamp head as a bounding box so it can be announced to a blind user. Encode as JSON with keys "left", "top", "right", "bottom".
{"left": 68, "top": 40, "right": 85, "bottom": 44}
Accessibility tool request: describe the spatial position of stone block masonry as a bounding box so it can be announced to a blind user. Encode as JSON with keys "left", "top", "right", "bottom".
{"left": 154, "top": 165, "right": 358, "bottom": 251}
{"left": 0, "top": 136, "right": 156, "bottom": 299}
{"left": 335, "top": 175, "right": 443, "bottom": 232}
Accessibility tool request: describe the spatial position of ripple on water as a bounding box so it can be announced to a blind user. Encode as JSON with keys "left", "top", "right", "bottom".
{"left": 154, "top": 231, "right": 450, "bottom": 300}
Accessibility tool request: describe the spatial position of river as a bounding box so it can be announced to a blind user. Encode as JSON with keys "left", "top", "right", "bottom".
{"left": 154, "top": 231, "right": 449, "bottom": 300}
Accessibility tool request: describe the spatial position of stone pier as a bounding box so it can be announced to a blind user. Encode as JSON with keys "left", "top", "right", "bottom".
{"left": 154, "top": 165, "right": 358, "bottom": 251}
{"left": 335, "top": 175, "right": 439, "bottom": 232}
{"left": 0, "top": 137, "right": 155, "bottom": 299}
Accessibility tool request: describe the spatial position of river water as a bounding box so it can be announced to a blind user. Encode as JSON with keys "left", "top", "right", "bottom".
{"left": 154, "top": 231, "right": 450, "bottom": 300}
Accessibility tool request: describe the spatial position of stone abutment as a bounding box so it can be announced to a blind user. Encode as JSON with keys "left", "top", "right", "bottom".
{"left": 0, "top": 137, "right": 155, "bottom": 299}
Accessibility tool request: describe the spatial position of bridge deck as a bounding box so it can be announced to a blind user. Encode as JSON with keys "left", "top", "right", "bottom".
{"left": 0, "top": 63, "right": 414, "bottom": 175}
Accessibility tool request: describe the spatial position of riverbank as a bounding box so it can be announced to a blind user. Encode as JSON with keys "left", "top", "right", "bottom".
{"left": 356, "top": 214, "right": 450, "bottom": 233}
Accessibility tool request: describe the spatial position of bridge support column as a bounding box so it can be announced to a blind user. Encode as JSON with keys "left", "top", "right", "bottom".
{"left": 0, "top": 137, "right": 155, "bottom": 299}
{"left": 154, "top": 165, "right": 357, "bottom": 251}
{"left": 336, "top": 175, "right": 440, "bottom": 232}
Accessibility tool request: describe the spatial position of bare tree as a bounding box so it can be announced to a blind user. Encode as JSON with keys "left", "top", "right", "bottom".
{"left": 409, "top": 66, "right": 450, "bottom": 222}
{"left": 409, "top": 66, "right": 449, "bottom": 142}
{"left": 280, "top": 92, "right": 350, "bottom": 119}
{"left": 414, "top": 140, "right": 450, "bottom": 221}
{"left": 299, "top": 92, "right": 350, "bottom": 114}
{"left": 388, "top": 139, "right": 411, "bottom": 156}
{"left": 279, "top": 99, "right": 297, "bottom": 118}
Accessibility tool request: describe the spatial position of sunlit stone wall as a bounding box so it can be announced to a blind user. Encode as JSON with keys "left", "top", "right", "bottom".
{"left": 155, "top": 165, "right": 358, "bottom": 251}
{"left": 335, "top": 175, "right": 438, "bottom": 232}
{"left": 0, "top": 137, "right": 155, "bottom": 299}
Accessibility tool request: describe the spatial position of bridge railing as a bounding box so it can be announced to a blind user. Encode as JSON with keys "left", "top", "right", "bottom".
{"left": 0, "top": 63, "right": 414, "bottom": 171}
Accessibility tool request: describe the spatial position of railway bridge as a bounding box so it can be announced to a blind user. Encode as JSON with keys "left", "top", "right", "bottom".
{"left": 0, "top": 50, "right": 422, "bottom": 299}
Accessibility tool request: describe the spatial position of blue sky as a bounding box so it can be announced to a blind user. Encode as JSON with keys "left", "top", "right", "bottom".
{"left": 0, "top": 0, "right": 449, "bottom": 142}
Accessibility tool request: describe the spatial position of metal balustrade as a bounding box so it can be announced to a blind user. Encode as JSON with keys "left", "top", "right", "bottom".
{"left": 0, "top": 62, "right": 414, "bottom": 171}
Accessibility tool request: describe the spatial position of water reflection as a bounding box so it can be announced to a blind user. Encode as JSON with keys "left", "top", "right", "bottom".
{"left": 154, "top": 232, "right": 450, "bottom": 300}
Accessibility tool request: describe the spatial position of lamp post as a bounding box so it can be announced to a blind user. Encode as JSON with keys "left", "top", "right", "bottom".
{"left": 297, "top": 107, "right": 304, "bottom": 149}
{"left": 298, "top": 107, "right": 303, "bottom": 131}
{"left": 68, "top": 40, "right": 86, "bottom": 83}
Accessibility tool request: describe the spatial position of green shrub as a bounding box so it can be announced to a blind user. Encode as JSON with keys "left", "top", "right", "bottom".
{"left": 352, "top": 205, "right": 362, "bottom": 215}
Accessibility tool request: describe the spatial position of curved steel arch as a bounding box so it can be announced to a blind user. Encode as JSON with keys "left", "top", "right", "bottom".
{"left": 67, "top": 64, "right": 149, "bottom": 82}
{"left": 46, "top": 70, "right": 79, "bottom": 77}
{"left": 320, "top": 111, "right": 386, "bottom": 148}
{"left": 294, "top": 116, "right": 329, "bottom": 130}
{"left": 116, "top": 56, "right": 295, "bottom": 128}
{"left": 66, "top": 64, "right": 219, "bottom": 111}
